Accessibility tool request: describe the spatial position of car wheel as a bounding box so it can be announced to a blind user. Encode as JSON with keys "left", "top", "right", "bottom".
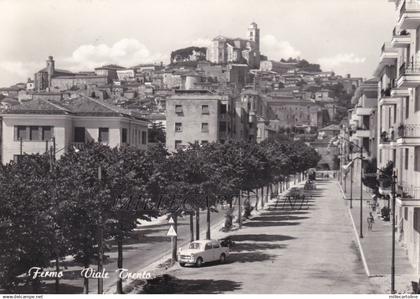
{"left": 219, "top": 253, "right": 226, "bottom": 264}
{"left": 179, "top": 262, "right": 185, "bottom": 267}
{"left": 196, "top": 257, "right": 203, "bottom": 267}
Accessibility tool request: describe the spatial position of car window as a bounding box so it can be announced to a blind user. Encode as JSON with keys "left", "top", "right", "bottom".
{"left": 189, "top": 242, "right": 200, "bottom": 249}
{"left": 204, "top": 243, "right": 212, "bottom": 250}
{"left": 212, "top": 242, "right": 220, "bottom": 249}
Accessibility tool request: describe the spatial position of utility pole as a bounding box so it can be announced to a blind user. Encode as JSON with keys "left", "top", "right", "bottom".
{"left": 359, "top": 147, "right": 364, "bottom": 239}
{"left": 97, "top": 165, "right": 104, "bottom": 294}
{"left": 391, "top": 170, "right": 397, "bottom": 294}
{"left": 350, "top": 163, "right": 353, "bottom": 209}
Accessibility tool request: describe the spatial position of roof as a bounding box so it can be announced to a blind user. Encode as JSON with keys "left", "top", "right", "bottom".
{"left": 94, "top": 64, "right": 126, "bottom": 71}
{"left": 319, "top": 124, "right": 341, "bottom": 131}
{"left": 3, "top": 95, "right": 148, "bottom": 121}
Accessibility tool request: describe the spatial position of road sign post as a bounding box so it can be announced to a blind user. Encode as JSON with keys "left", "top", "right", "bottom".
{"left": 167, "top": 224, "right": 177, "bottom": 262}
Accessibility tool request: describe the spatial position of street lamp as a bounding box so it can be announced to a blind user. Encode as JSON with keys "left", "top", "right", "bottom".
{"left": 340, "top": 137, "right": 364, "bottom": 239}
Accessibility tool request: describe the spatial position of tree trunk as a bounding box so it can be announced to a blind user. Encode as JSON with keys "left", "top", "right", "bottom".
{"left": 97, "top": 218, "right": 104, "bottom": 294}
{"left": 55, "top": 250, "right": 60, "bottom": 293}
{"left": 206, "top": 197, "right": 211, "bottom": 239}
{"left": 32, "top": 275, "right": 40, "bottom": 294}
{"left": 173, "top": 214, "right": 178, "bottom": 261}
{"left": 117, "top": 227, "right": 123, "bottom": 294}
{"left": 238, "top": 192, "right": 242, "bottom": 228}
{"left": 195, "top": 208, "right": 200, "bottom": 240}
{"left": 260, "top": 187, "right": 264, "bottom": 208}
{"left": 189, "top": 212, "right": 194, "bottom": 242}
{"left": 83, "top": 259, "right": 89, "bottom": 294}
{"left": 254, "top": 188, "right": 259, "bottom": 211}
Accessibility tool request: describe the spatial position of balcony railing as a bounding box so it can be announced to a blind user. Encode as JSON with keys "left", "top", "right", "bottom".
{"left": 399, "top": 61, "right": 420, "bottom": 76}
{"left": 393, "top": 26, "right": 410, "bottom": 36}
{"left": 397, "top": 124, "right": 420, "bottom": 137}
{"left": 399, "top": 0, "right": 420, "bottom": 22}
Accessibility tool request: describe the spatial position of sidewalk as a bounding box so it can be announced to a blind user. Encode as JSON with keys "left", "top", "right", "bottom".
{"left": 338, "top": 179, "right": 417, "bottom": 293}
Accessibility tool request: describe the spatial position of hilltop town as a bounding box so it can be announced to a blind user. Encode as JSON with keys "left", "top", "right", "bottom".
{"left": 0, "top": 23, "right": 362, "bottom": 168}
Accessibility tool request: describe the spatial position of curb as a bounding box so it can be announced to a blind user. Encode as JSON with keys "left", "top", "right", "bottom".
{"left": 336, "top": 181, "right": 371, "bottom": 277}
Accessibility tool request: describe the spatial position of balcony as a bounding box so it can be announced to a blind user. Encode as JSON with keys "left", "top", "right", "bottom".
{"left": 398, "top": 0, "right": 420, "bottom": 30}
{"left": 391, "top": 27, "right": 411, "bottom": 47}
{"left": 379, "top": 96, "right": 399, "bottom": 106}
{"left": 397, "top": 61, "right": 420, "bottom": 87}
{"left": 355, "top": 128, "right": 370, "bottom": 138}
{"left": 396, "top": 184, "right": 420, "bottom": 206}
{"left": 355, "top": 107, "right": 374, "bottom": 116}
{"left": 379, "top": 42, "right": 399, "bottom": 65}
{"left": 391, "top": 86, "right": 410, "bottom": 97}
{"left": 396, "top": 124, "right": 420, "bottom": 145}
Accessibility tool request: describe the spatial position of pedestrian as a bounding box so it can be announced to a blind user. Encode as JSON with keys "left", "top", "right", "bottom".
{"left": 367, "top": 212, "right": 375, "bottom": 231}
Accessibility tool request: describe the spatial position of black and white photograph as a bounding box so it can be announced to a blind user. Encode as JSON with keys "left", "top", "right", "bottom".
{"left": 0, "top": 0, "right": 419, "bottom": 296}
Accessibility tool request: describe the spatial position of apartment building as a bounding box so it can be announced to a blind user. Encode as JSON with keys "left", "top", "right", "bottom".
{"left": 1, "top": 95, "right": 149, "bottom": 164}
{"left": 348, "top": 79, "right": 378, "bottom": 159}
{"left": 237, "top": 89, "right": 276, "bottom": 143}
{"left": 374, "top": 0, "right": 420, "bottom": 275}
{"left": 165, "top": 90, "right": 235, "bottom": 151}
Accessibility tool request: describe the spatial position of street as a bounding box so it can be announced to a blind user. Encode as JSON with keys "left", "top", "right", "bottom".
{"left": 139, "top": 179, "right": 380, "bottom": 294}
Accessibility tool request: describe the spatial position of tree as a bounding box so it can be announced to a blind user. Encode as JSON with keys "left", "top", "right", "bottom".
{"left": 0, "top": 155, "right": 57, "bottom": 293}
{"left": 148, "top": 123, "right": 166, "bottom": 144}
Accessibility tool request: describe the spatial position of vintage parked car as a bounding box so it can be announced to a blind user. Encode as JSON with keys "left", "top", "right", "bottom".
{"left": 178, "top": 239, "right": 229, "bottom": 267}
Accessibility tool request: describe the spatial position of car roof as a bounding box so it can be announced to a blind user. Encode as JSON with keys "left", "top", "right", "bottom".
{"left": 191, "top": 239, "right": 218, "bottom": 244}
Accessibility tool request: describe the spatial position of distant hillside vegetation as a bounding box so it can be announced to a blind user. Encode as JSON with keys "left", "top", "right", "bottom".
{"left": 170, "top": 47, "right": 207, "bottom": 64}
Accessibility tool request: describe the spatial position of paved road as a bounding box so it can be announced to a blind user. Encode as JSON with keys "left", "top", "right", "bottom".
{"left": 49, "top": 195, "right": 259, "bottom": 294}
{"left": 145, "top": 179, "right": 380, "bottom": 294}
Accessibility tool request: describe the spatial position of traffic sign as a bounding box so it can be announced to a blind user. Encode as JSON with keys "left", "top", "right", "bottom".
{"left": 168, "top": 217, "right": 174, "bottom": 224}
{"left": 167, "top": 225, "right": 177, "bottom": 237}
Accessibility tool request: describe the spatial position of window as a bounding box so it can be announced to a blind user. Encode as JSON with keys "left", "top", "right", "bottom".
{"left": 142, "top": 131, "right": 147, "bottom": 145}
{"left": 220, "top": 104, "right": 227, "bottom": 114}
{"left": 405, "top": 148, "right": 409, "bottom": 170}
{"left": 219, "top": 121, "right": 226, "bottom": 132}
{"left": 379, "top": 149, "right": 382, "bottom": 163}
{"left": 175, "top": 122, "right": 182, "bottom": 132}
{"left": 30, "top": 126, "right": 40, "bottom": 141}
{"left": 406, "top": 97, "right": 410, "bottom": 119}
{"left": 204, "top": 243, "right": 212, "bottom": 250}
{"left": 202, "top": 105, "right": 209, "bottom": 115}
{"left": 98, "top": 128, "right": 109, "bottom": 143}
{"left": 74, "top": 127, "right": 85, "bottom": 143}
{"left": 212, "top": 243, "right": 220, "bottom": 249}
{"left": 175, "top": 140, "right": 182, "bottom": 149}
{"left": 175, "top": 105, "right": 183, "bottom": 114}
{"left": 415, "top": 146, "right": 420, "bottom": 172}
{"left": 201, "top": 123, "right": 209, "bottom": 133}
{"left": 16, "top": 126, "right": 27, "bottom": 140}
{"left": 416, "top": 87, "right": 420, "bottom": 112}
{"left": 42, "top": 126, "right": 53, "bottom": 141}
{"left": 201, "top": 140, "right": 208, "bottom": 145}
{"left": 121, "top": 128, "right": 128, "bottom": 143}
{"left": 404, "top": 207, "right": 408, "bottom": 221}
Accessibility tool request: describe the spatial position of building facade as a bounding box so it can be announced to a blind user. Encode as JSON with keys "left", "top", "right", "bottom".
{"left": 373, "top": 0, "right": 420, "bottom": 275}
{"left": 1, "top": 95, "right": 149, "bottom": 164}
{"left": 165, "top": 90, "right": 235, "bottom": 151}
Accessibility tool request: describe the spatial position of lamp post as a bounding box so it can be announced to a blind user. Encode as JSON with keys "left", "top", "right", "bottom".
{"left": 339, "top": 136, "right": 364, "bottom": 238}
{"left": 391, "top": 170, "right": 397, "bottom": 294}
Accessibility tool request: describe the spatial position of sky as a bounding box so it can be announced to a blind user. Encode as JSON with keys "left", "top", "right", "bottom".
{"left": 0, "top": 0, "right": 396, "bottom": 87}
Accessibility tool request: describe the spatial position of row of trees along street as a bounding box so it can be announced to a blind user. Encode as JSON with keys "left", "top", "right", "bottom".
{"left": 0, "top": 136, "right": 320, "bottom": 294}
